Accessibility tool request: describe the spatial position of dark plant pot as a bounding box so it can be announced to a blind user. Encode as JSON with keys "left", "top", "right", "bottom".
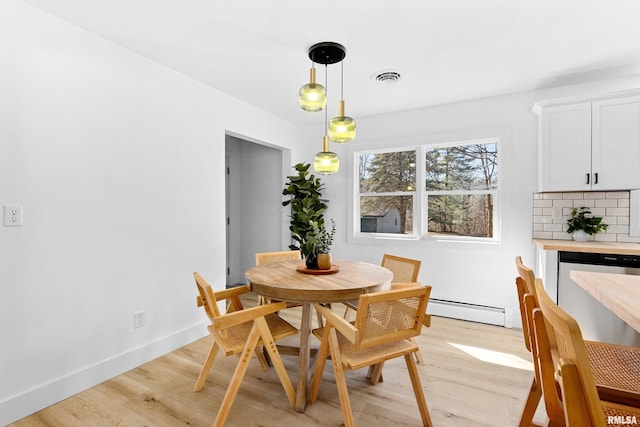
{"left": 305, "top": 252, "right": 318, "bottom": 269}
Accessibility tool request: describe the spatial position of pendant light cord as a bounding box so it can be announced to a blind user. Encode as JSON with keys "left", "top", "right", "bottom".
{"left": 324, "top": 64, "right": 328, "bottom": 137}
{"left": 340, "top": 61, "right": 344, "bottom": 101}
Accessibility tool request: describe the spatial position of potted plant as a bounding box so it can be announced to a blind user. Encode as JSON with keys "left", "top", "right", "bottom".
{"left": 306, "top": 219, "right": 336, "bottom": 269}
{"left": 566, "top": 207, "right": 608, "bottom": 241}
{"left": 282, "top": 162, "right": 328, "bottom": 258}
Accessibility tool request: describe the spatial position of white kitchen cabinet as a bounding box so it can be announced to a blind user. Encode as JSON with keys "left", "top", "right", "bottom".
{"left": 537, "top": 95, "right": 640, "bottom": 192}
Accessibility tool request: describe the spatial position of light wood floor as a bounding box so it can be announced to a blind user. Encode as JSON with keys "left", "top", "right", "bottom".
{"left": 11, "top": 298, "right": 547, "bottom": 427}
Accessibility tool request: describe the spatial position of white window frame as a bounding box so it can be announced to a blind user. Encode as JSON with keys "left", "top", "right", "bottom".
{"left": 353, "top": 137, "right": 500, "bottom": 243}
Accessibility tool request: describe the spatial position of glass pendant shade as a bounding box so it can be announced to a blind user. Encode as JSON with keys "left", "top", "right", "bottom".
{"left": 328, "top": 100, "right": 356, "bottom": 142}
{"left": 299, "top": 66, "right": 326, "bottom": 112}
{"left": 314, "top": 136, "right": 339, "bottom": 175}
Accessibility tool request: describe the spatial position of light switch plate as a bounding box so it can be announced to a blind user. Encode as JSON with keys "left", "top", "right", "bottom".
{"left": 3, "top": 205, "right": 23, "bottom": 227}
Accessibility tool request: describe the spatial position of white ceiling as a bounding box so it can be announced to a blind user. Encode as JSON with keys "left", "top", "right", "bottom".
{"left": 21, "top": 0, "right": 640, "bottom": 126}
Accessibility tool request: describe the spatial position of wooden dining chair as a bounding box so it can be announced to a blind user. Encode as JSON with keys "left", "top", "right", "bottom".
{"left": 344, "top": 254, "right": 429, "bottom": 366}
{"left": 515, "top": 256, "right": 640, "bottom": 424}
{"left": 255, "top": 250, "right": 302, "bottom": 305}
{"left": 515, "top": 276, "right": 545, "bottom": 427}
{"left": 530, "top": 278, "right": 640, "bottom": 427}
{"left": 381, "top": 253, "right": 421, "bottom": 282}
{"left": 192, "top": 272, "right": 298, "bottom": 426}
{"left": 309, "top": 286, "right": 434, "bottom": 427}
{"left": 255, "top": 250, "right": 302, "bottom": 266}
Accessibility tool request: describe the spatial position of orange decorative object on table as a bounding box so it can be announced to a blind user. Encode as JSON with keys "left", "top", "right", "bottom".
{"left": 296, "top": 263, "right": 340, "bottom": 275}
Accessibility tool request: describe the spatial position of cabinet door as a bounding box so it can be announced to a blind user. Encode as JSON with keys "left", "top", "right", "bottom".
{"left": 592, "top": 96, "right": 640, "bottom": 190}
{"left": 539, "top": 103, "right": 591, "bottom": 192}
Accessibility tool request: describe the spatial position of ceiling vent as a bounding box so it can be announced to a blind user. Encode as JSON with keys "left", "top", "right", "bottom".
{"left": 372, "top": 70, "right": 402, "bottom": 84}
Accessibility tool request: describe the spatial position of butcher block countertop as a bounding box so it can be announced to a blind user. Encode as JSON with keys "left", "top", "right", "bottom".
{"left": 533, "top": 239, "right": 640, "bottom": 255}
{"left": 569, "top": 270, "right": 640, "bottom": 334}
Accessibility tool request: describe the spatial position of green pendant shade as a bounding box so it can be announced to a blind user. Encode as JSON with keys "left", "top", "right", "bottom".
{"left": 314, "top": 136, "right": 339, "bottom": 175}
{"left": 299, "top": 66, "right": 326, "bottom": 112}
{"left": 328, "top": 100, "right": 356, "bottom": 142}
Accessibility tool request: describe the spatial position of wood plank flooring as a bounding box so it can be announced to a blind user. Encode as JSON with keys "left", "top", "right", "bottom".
{"left": 10, "top": 298, "right": 547, "bottom": 426}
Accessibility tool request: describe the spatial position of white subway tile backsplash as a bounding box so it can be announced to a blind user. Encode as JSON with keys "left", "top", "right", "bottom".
{"left": 533, "top": 199, "right": 553, "bottom": 208}
{"left": 594, "top": 233, "right": 617, "bottom": 242}
{"left": 543, "top": 223, "right": 564, "bottom": 232}
{"left": 553, "top": 199, "right": 573, "bottom": 208}
{"left": 573, "top": 199, "right": 595, "bottom": 208}
{"left": 532, "top": 191, "right": 640, "bottom": 242}
{"left": 564, "top": 192, "right": 585, "bottom": 199}
{"left": 542, "top": 193, "right": 563, "bottom": 200}
{"left": 584, "top": 192, "right": 606, "bottom": 199}
{"left": 595, "top": 199, "right": 618, "bottom": 208}
{"left": 606, "top": 207, "right": 628, "bottom": 216}
{"left": 606, "top": 191, "right": 628, "bottom": 199}
{"left": 605, "top": 224, "right": 628, "bottom": 234}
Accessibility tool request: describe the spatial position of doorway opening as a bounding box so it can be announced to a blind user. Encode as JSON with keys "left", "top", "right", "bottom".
{"left": 225, "top": 133, "right": 291, "bottom": 287}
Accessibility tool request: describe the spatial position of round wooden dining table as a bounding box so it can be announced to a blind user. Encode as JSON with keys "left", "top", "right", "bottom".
{"left": 245, "top": 259, "right": 392, "bottom": 412}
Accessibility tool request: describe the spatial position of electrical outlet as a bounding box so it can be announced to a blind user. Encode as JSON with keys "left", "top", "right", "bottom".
{"left": 134, "top": 311, "right": 145, "bottom": 329}
{"left": 552, "top": 206, "right": 563, "bottom": 220}
{"left": 3, "top": 205, "right": 23, "bottom": 227}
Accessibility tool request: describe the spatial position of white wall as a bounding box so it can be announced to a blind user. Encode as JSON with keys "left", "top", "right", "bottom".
{"left": 299, "top": 93, "right": 540, "bottom": 328}
{"left": 0, "top": 2, "right": 299, "bottom": 424}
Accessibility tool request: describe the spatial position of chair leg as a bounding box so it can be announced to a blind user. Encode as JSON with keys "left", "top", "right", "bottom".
{"left": 366, "top": 362, "right": 384, "bottom": 385}
{"left": 404, "top": 353, "right": 433, "bottom": 427}
{"left": 212, "top": 323, "right": 262, "bottom": 427}
{"left": 255, "top": 347, "right": 270, "bottom": 371}
{"left": 328, "top": 328, "right": 354, "bottom": 427}
{"left": 309, "top": 326, "right": 331, "bottom": 404}
{"left": 256, "top": 317, "right": 296, "bottom": 408}
{"left": 412, "top": 338, "right": 425, "bottom": 364}
{"left": 518, "top": 377, "right": 543, "bottom": 427}
{"left": 193, "top": 341, "right": 219, "bottom": 392}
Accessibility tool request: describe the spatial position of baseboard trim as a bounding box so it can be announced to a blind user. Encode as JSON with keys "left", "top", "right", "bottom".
{"left": 429, "top": 298, "right": 508, "bottom": 327}
{"left": 0, "top": 321, "right": 208, "bottom": 426}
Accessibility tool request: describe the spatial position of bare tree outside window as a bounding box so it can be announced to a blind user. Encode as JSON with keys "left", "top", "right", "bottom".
{"left": 358, "top": 150, "right": 415, "bottom": 235}
{"left": 426, "top": 142, "right": 497, "bottom": 238}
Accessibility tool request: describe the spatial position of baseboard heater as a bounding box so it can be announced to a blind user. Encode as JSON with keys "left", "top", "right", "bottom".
{"left": 429, "top": 298, "right": 509, "bottom": 327}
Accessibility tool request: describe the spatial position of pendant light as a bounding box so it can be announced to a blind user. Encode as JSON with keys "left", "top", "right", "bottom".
{"left": 314, "top": 65, "right": 339, "bottom": 175}
{"left": 328, "top": 61, "right": 356, "bottom": 143}
{"left": 299, "top": 42, "right": 345, "bottom": 113}
{"left": 298, "top": 63, "right": 326, "bottom": 112}
{"left": 314, "top": 136, "right": 340, "bottom": 174}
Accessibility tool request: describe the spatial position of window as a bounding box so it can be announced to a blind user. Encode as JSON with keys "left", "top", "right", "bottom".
{"left": 355, "top": 139, "right": 499, "bottom": 241}
{"left": 358, "top": 150, "right": 416, "bottom": 236}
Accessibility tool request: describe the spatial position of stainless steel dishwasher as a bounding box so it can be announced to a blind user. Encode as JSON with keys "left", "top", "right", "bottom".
{"left": 557, "top": 251, "right": 640, "bottom": 347}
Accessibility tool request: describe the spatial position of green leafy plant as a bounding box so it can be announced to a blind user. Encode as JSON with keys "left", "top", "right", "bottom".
{"left": 306, "top": 219, "right": 336, "bottom": 254}
{"left": 566, "top": 207, "right": 608, "bottom": 235}
{"left": 282, "top": 163, "right": 327, "bottom": 257}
